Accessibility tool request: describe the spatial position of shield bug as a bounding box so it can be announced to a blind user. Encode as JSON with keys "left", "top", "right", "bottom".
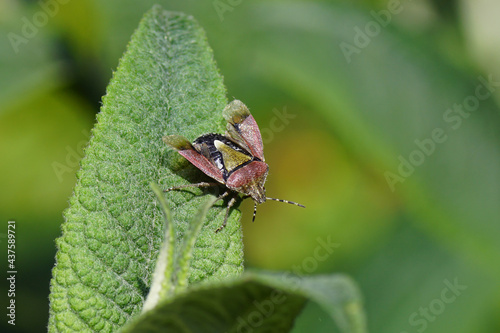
{"left": 163, "top": 100, "right": 305, "bottom": 232}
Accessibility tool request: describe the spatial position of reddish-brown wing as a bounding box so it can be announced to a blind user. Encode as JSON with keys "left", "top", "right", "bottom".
{"left": 163, "top": 135, "right": 224, "bottom": 183}
{"left": 223, "top": 100, "right": 265, "bottom": 161}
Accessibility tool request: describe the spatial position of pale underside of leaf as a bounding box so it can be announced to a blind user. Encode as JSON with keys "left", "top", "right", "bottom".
{"left": 123, "top": 271, "right": 366, "bottom": 333}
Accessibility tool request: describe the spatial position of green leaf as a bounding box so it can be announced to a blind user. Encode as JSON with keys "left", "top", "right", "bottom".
{"left": 141, "top": 183, "right": 175, "bottom": 312}
{"left": 122, "top": 271, "right": 366, "bottom": 333}
{"left": 173, "top": 195, "right": 219, "bottom": 292}
{"left": 48, "top": 6, "right": 243, "bottom": 332}
{"left": 144, "top": 182, "right": 222, "bottom": 314}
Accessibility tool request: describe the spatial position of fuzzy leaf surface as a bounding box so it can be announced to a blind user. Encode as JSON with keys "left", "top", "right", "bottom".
{"left": 48, "top": 7, "right": 243, "bottom": 332}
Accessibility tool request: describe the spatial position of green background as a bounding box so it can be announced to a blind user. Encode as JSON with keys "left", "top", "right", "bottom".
{"left": 1, "top": 0, "right": 499, "bottom": 332}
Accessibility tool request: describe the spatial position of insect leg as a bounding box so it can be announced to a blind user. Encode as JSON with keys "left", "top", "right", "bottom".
{"left": 215, "top": 194, "right": 238, "bottom": 233}
{"left": 214, "top": 191, "right": 230, "bottom": 202}
{"left": 163, "top": 182, "right": 219, "bottom": 192}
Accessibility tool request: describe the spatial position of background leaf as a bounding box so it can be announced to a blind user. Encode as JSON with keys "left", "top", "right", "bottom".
{"left": 122, "top": 271, "right": 365, "bottom": 333}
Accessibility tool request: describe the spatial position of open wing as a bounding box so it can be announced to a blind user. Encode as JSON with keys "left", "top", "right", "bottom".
{"left": 163, "top": 135, "right": 224, "bottom": 183}
{"left": 223, "top": 100, "right": 265, "bottom": 161}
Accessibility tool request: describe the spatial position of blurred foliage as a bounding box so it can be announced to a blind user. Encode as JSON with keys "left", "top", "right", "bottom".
{"left": 1, "top": 0, "right": 499, "bottom": 332}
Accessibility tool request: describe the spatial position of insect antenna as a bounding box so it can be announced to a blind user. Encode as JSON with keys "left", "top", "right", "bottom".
{"left": 266, "top": 197, "right": 305, "bottom": 208}
{"left": 252, "top": 202, "right": 258, "bottom": 222}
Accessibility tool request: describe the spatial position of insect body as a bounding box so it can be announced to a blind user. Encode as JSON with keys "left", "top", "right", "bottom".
{"left": 163, "top": 100, "right": 304, "bottom": 232}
